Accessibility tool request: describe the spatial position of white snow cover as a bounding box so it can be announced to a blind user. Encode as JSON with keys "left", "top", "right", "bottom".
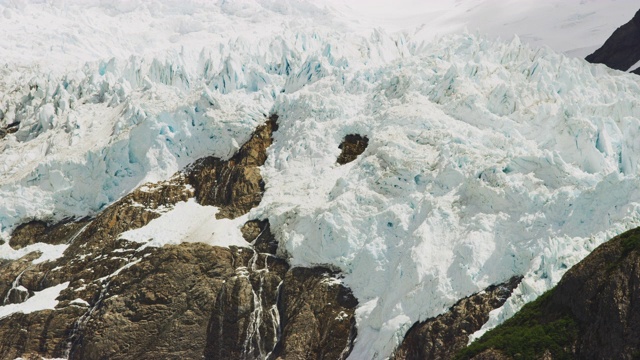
{"left": 325, "top": 0, "right": 639, "bottom": 57}
{"left": 2, "top": 1, "right": 640, "bottom": 359}
{"left": 0, "top": 0, "right": 636, "bottom": 72}
{"left": 0, "top": 282, "right": 69, "bottom": 319}
{"left": 120, "top": 199, "right": 249, "bottom": 249}
{"left": 0, "top": 242, "right": 68, "bottom": 264}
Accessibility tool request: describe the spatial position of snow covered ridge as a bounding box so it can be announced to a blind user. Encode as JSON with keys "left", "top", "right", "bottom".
{"left": 3, "top": 26, "right": 640, "bottom": 360}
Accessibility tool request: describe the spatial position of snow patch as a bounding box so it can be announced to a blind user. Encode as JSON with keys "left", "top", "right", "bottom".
{"left": 120, "top": 199, "right": 249, "bottom": 250}
{"left": 69, "top": 298, "right": 90, "bottom": 307}
{"left": 0, "top": 242, "right": 68, "bottom": 264}
{"left": 0, "top": 282, "right": 69, "bottom": 320}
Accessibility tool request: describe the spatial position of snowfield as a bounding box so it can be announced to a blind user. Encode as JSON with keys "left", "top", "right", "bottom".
{"left": 2, "top": 0, "right": 640, "bottom": 359}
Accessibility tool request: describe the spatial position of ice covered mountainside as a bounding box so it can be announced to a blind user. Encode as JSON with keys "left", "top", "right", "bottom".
{"left": 3, "top": 1, "right": 640, "bottom": 359}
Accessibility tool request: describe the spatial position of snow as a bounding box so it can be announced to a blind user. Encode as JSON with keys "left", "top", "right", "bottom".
{"left": 0, "top": 282, "right": 69, "bottom": 320}
{"left": 2, "top": 1, "right": 640, "bottom": 359}
{"left": 0, "top": 0, "right": 636, "bottom": 74}
{"left": 69, "top": 298, "right": 89, "bottom": 307}
{"left": 325, "top": 0, "right": 639, "bottom": 58}
{"left": 0, "top": 242, "right": 68, "bottom": 264}
{"left": 119, "top": 199, "right": 249, "bottom": 249}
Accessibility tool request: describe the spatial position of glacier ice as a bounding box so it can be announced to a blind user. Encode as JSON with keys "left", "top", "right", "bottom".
{"left": 254, "top": 35, "right": 640, "bottom": 358}
{"left": 3, "top": 8, "right": 640, "bottom": 360}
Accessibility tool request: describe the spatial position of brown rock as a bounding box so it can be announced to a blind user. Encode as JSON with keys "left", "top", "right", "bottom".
{"left": 337, "top": 134, "right": 369, "bottom": 165}
{"left": 186, "top": 115, "right": 278, "bottom": 219}
{"left": 68, "top": 244, "right": 290, "bottom": 360}
{"left": 9, "top": 218, "right": 91, "bottom": 250}
{"left": 270, "top": 267, "right": 358, "bottom": 360}
{"left": 242, "top": 219, "right": 279, "bottom": 255}
{"left": 0, "top": 307, "right": 85, "bottom": 360}
{"left": 392, "top": 276, "right": 522, "bottom": 360}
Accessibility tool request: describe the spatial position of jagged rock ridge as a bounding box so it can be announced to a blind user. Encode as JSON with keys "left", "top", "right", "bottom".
{"left": 586, "top": 9, "right": 640, "bottom": 71}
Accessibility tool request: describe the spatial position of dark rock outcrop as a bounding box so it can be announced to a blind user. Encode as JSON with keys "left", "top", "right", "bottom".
{"left": 0, "top": 121, "right": 19, "bottom": 140}
{"left": 242, "top": 219, "right": 279, "bottom": 255}
{"left": 458, "top": 227, "right": 640, "bottom": 360}
{"left": 9, "top": 219, "right": 91, "bottom": 250}
{"left": 554, "top": 228, "right": 640, "bottom": 359}
{"left": 586, "top": 9, "right": 640, "bottom": 71}
{"left": 270, "top": 267, "right": 358, "bottom": 360}
{"left": 337, "top": 134, "right": 368, "bottom": 165}
{"left": 392, "top": 276, "right": 521, "bottom": 360}
{"left": 186, "top": 115, "right": 278, "bottom": 219}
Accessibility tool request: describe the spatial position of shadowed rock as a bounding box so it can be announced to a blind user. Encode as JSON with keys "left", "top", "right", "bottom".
{"left": 586, "top": 9, "right": 640, "bottom": 71}
{"left": 270, "top": 267, "right": 358, "bottom": 360}
{"left": 337, "top": 134, "right": 368, "bottom": 165}
{"left": 459, "top": 227, "right": 640, "bottom": 360}
{"left": 392, "top": 276, "right": 521, "bottom": 360}
{"left": 9, "top": 219, "right": 91, "bottom": 250}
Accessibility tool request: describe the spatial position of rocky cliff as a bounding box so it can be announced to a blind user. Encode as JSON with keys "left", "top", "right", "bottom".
{"left": 0, "top": 116, "right": 358, "bottom": 360}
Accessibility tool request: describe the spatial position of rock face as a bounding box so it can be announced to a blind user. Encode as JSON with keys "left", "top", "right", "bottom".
{"left": 70, "top": 244, "right": 289, "bottom": 360}
{"left": 186, "top": 115, "right": 278, "bottom": 219}
{"left": 554, "top": 227, "right": 640, "bottom": 359}
{"left": 336, "top": 134, "right": 369, "bottom": 165}
{"left": 9, "top": 219, "right": 91, "bottom": 249}
{"left": 586, "top": 9, "right": 640, "bottom": 71}
{"left": 242, "top": 220, "right": 279, "bottom": 255}
{"left": 458, "top": 227, "right": 640, "bottom": 360}
{"left": 270, "top": 268, "right": 358, "bottom": 360}
{"left": 392, "top": 277, "right": 521, "bottom": 360}
{"left": 0, "top": 115, "right": 358, "bottom": 360}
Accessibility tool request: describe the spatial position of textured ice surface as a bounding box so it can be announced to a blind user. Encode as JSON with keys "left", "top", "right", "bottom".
{"left": 253, "top": 36, "right": 640, "bottom": 358}
{"left": 3, "top": 1, "right": 640, "bottom": 359}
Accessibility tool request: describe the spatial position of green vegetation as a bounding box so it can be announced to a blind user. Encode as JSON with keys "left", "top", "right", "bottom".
{"left": 620, "top": 229, "right": 640, "bottom": 255}
{"left": 455, "top": 289, "right": 578, "bottom": 360}
{"left": 606, "top": 229, "right": 640, "bottom": 273}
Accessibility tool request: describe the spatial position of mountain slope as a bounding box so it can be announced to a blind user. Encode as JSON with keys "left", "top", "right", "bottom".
{"left": 457, "top": 226, "right": 640, "bottom": 360}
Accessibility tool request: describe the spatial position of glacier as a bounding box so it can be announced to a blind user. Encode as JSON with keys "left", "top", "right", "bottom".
{"left": 253, "top": 35, "right": 640, "bottom": 358}
{"left": 3, "top": 1, "right": 640, "bottom": 359}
